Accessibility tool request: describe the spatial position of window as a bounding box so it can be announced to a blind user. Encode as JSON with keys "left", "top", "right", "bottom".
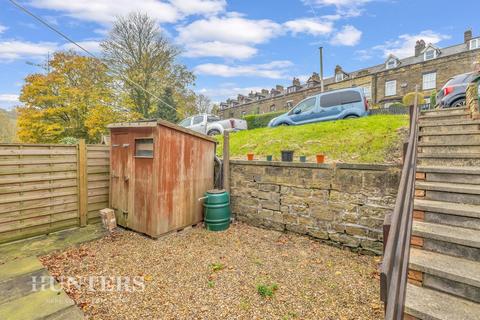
{"left": 178, "top": 118, "right": 191, "bottom": 127}
{"left": 386, "top": 59, "right": 397, "bottom": 69}
{"left": 335, "top": 73, "right": 344, "bottom": 82}
{"left": 470, "top": 38, "right": 480, "bottom": 50}
{"left": 423, "top": 72, "right": 437, "bottom": 90}
{"left": 424, "top": 49, "right": 436, "bottom": 61}
{"left": 290, "top": 97, "right": 316, "bottom": 115}
{"left": 207, "top": 115, "right": 220, "bottom": 123}
{"left": 270, "top": 104, "right": 276, "bottom": 112}
{"left": 135, "top": 138, "right": 154, "bottom": 158}
{"left": 362, "top": 86, "right": 372, "bottom": 99}
{"left": 385, "top": 80, "right": 397, "bottom": 96}
{"left": 192, "top": 115, "right": 204, "bottom": 125}
{"left": 287, "top": 86, "right": 297, "bottom": 93}
{"left": 320, "top": 90, "right": 361, "bottom": 108}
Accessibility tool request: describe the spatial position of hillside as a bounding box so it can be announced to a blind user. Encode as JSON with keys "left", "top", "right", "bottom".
{"left": 216, "top": 114, "right": 408, "bottom": 164}
{"left": 0, "top": 108, "right": 17, "bottom": 143}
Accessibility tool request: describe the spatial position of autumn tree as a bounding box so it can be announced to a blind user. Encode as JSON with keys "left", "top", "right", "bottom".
{"left": 0, "top": 109, "right": 16, "bottom": 142}
{"left": 17, "top": 51, "right": 125, "bottom": 143}
{"left": 101, "top": 12, "right": 195, "bottom": 120}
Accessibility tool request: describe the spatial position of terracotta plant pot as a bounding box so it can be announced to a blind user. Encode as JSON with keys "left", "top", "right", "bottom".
{"left": 316, "top": 154, "right": 325, "bottom": 164}
{"left": 247, "top": 153, "right": 254, "bottom": 161}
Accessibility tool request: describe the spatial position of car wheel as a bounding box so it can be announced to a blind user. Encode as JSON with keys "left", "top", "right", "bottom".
{"left": 278, "top": 123, "right": 289, "bottom": 126}
{"left": 451, "top": 99, "right": 466, "bottom": 108}
{"left": 344, "top": 115, "right": 359, "bottom": 119}
{"left": 207, "top": 129, "right": 221, "bottom": 136}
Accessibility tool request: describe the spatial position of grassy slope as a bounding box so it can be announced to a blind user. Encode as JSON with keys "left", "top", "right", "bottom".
{"left": 216, "top": 114, "right": 408, "bottom": 163}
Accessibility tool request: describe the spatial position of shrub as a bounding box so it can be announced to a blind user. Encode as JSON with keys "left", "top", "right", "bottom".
{"left": 256, "top": 283, "right": 278, "bottom": 298}
{"left": 402, "top": 92, "right": 425, "bottom": 106}
{"left": 59, "top": 137, "right": 78, "bottom": 144}
{"left": 430, "top": 90, "right": 437, "bottom": 107}
{"left": 243, "top": 111, "right": 285, "bottom": 129}
{"left": 389, "top": 102, "right": 406, "bottom": 108}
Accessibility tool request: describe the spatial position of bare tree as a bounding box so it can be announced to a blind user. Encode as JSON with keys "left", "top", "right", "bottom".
{"left": 101, "top": 12, "right": 194, "bottom": 120}
{"left": 195, "top": 94, "right": 212, "bottom": 114}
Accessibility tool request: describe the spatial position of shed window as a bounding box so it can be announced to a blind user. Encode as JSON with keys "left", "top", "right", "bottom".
{"left": 135, "top": 138, "right": 154, "bottom": 158}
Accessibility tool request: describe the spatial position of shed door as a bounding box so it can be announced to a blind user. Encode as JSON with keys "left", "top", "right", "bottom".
{"left": 111, "top": 133, "right": 130, "bottom": 227}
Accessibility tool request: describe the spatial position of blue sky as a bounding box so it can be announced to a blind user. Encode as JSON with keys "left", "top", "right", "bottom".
{"left": 0, "top": 0, "right": 479, "bottom": 109}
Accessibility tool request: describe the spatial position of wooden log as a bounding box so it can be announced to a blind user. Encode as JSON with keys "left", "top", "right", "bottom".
{"left": 223, "top": 131, "right": 230, "bottom": 194}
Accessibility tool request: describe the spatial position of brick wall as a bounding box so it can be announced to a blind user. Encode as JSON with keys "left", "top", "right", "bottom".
{"left": 230, "top": 160, "right": 401, "bottom": 255}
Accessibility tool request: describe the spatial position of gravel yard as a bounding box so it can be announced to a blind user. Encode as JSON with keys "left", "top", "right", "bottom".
{"left": 40, "top": 223, "right": 383, "bottom": 320}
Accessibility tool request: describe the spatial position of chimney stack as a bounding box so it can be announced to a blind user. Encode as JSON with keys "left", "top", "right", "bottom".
{"left": 465, "top": 29, "right": 473, "bottom": 44}
{"left": 415, "top": 40, "right": 426, "bottom": 56}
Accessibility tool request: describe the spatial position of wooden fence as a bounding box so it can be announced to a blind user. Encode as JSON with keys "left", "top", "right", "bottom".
{"left": 0, "top": 141, "right": 110, "bottom": 244}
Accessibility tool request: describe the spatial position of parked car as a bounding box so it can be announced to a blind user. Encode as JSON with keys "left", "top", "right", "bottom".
{"left": 437, "top": 71, "right": 480, "bottom": 108}
{"left": 178, "top": 114, "right": 248, "bottom": 136}
{"left": 268, "top": 87, "right": 369, "bottom": 127}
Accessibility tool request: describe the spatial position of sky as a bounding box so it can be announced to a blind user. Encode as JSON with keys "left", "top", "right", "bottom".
{"left": 0, "top": 0, "right": 479, "bottom": 109}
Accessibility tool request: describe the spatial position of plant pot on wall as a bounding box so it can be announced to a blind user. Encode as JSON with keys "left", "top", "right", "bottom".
{"left": 299, "top": 155, "right": 307, "bottom": 162}
{"left": 247, "top": 153, "right": 254, "bottom": 161}
{"left": 316, "top": 154, "right": 325, "bottom": 164}
{"left": 266, "top": 155, "right": 273, "bottom": 161}
{"left": 281, "top": 150, "right": 294, "bottom": 162}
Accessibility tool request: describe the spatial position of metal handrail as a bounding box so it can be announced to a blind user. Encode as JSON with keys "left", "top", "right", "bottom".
{"left": 380, "top": 87, "right": 420, "bottom": 319}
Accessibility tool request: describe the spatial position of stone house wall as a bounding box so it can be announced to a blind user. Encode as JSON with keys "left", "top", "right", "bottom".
{"left": 229, "top": 160, "right": 401, "bottom": 255}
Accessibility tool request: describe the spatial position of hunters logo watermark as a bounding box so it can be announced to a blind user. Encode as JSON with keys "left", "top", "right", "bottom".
{"left": 31, "top": 275, "right": 146, "bottom": 292}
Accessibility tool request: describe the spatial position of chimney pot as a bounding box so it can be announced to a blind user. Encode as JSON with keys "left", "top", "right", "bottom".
{"left": 415, "top": 40, "right": 426, "bottom": 56}
{"left": 465, "top": 29, "right": 473, "bottom": 43}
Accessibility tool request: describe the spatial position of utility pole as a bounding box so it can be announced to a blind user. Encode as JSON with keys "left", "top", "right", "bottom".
{"left": 319, "top": 47, "right": 324, "bottom": 92}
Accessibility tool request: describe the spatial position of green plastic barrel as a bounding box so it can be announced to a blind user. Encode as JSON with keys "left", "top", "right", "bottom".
{"left": 203, "top": 189, "right": 231, "bottom": 231}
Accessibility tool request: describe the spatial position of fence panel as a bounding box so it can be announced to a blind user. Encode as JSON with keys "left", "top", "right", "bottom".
{"left": 0, "top": 142, "right": 110, "bottom": 244}
{"left": 86, "top": 144, "right": 110, "bottom": 224}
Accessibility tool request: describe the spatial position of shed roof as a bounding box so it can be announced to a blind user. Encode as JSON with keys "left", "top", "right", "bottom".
{"left": 107, "top": 119, "right": 217, "bottom": 143}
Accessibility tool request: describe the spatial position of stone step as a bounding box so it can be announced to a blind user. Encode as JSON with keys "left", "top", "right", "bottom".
{"left": 419, "top": 131, "right": 480, "bottom": 144}
{"left": 409, "top": 248, "right": 480, "bottom": 302}
{"left": 416, "top": 181, "right": 480, "bottom": 206}
{"left": 420, "top": 120, "right": 480, "bottom": 133}
{"left": 405, "top": 283, "right": 480, "bottom": 320}
{"left": 419, "top": 144, "right": 480, "bottom": 154}
{"left": 0, "top": 284, "right": 76, "bottom": 320}
{"left": 418, "top": 154, "right": 480, "bottom": 167}
{"left": 418, "top": 166, "right": 480, "bottom": 184}
{"left": 419, "top": 113, "right": 471, "bottom": 122}
{"left": 0, "top": 256, "right": 44, "bottom": 283}
{"left": 414, "top": 199, "right": 480, "bottom": 230}
{"left": 421, "top": 107, "right": 468, "bottom": 115}
{"left": 413, "top": 221, "right": 480, "bottom": 261}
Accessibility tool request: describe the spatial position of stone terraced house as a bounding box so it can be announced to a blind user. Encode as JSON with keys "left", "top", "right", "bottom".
{"left": 219, "top": 29, "right": 480, "bottom": 119}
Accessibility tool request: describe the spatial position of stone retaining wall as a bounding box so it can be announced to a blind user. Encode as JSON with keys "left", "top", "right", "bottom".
{"left": 230, "top": 160, "right": 401, "bottom": 255}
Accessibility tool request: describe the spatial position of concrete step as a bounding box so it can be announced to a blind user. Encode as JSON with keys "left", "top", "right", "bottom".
{"left": 419, "top": 113, "right": 471, "bottom": 122}
{"left": 405, "top": 283, "right": 480, "bottom": 320}
{"left": 416, "top": 181, "right": 480, "bottom": 206}
{"left": 419, "top": 142, "right": 480, "bottom": 154}
{"left": 420, "top": 120, "right": 480, "bottom": 133}
{"left": 413, "top": 221, "right": 480, "bottom": 261}
{"left": 414, "top": 199, "right": 480, "bottom": 230}
{"left": 419, "top": 131, "right": 480, "bottom": 144}
{"left": 409, "top": 248, "right": 480, "bottom": 302}
{"left": 421, "top": 107, "right": 468, "bottom": 116}
{"left": 418, "top": 154, "right": 480, "bottom": 167}
{"left": 417, "top": 166, "right": 480, "bottom": 184}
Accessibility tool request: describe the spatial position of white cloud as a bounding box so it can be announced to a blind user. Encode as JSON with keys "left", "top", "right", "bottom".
{"left": 29, "top": 0, "right": 227, "bottom": 25}
{"left": 304, "top": 0, "right": 372, "bottom": 17}
{"left": 169, "top": 0, "right": 226, "bottom": 16}
{"left": 284, "top": 18, "right": 333, "bottom": 36}
{"left": 330, "top": 25, "right": 362, "bottom": 46}
{"left": 62, "top": 40, "right": 102, "bottom": 53}
{"left": 182, "top": 41, "right": 257, "bottom": 59}
{"left": 0, "top": 40, "right": 57, "bottom": 61}
{"left": 0, "top": 24, "right": 7, "bottom": 34}
{"left": 373, "top": 30, "right": 451, "bottom": 58}
{"left": 194, "top": 60, "right": 293, "bottom": 79}
{"left": 0, "top": 94, "right": 20, "bottom": 109}
{"left": 177, "top": 14, "right": 282, "bottom": 59}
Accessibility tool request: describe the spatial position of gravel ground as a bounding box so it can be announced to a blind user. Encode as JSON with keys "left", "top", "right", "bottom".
{"left": 40, "top": 223, "right": 383, "bottom": 320}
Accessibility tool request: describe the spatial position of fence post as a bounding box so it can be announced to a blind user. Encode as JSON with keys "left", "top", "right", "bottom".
{"left": 223, "top": 131, "right": 230, "bottom": 194}
{"left": 77, "top": 139, "right": 88, "bottom": 227}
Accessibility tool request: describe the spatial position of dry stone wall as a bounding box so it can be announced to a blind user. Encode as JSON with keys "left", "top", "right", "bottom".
{"left": 230, "top": 161, "right": 401, "bottom": 255}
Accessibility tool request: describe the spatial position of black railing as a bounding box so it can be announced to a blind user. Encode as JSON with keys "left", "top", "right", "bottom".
{"left": 380, "top": 93, "right": 420, "bottom": 319}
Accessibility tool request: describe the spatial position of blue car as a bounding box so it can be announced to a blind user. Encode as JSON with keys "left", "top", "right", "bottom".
{"left": 268, "top": 87, "right": 369, "bottom": 127}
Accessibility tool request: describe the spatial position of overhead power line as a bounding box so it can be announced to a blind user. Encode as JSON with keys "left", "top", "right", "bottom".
{"left": 8, "top": 0, "right": 177, "bottom": 113}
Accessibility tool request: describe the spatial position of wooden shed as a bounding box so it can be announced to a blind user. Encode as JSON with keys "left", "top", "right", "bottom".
{"left": 108, "top": 120, "right": 216, "bottom": 238}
